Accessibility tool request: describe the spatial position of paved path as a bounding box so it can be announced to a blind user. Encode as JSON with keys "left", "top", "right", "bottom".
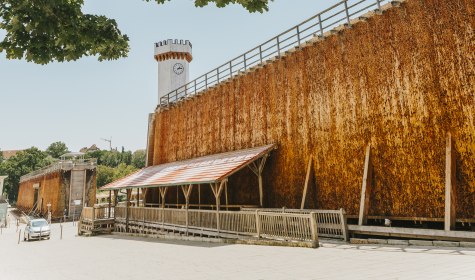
{"left": 1, "top": 221, "right": 474, "bottom": 280}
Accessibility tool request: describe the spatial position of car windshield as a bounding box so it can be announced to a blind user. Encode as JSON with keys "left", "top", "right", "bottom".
{"left": 32, "top": 220, "right": 48, "bottom": 227}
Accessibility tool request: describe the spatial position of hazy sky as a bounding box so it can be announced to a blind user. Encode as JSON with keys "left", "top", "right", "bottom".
{"left": 0, "top": 0, "right": 341, "bottom": 152}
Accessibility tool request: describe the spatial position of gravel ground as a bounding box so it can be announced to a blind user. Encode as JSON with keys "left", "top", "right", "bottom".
{"left": 1, "top": 218, "right": 474, "bottom": 280}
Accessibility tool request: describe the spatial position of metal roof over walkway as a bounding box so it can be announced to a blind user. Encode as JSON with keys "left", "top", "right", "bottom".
{"left": 101, "top": 144, "right": 276, "bottom": 191}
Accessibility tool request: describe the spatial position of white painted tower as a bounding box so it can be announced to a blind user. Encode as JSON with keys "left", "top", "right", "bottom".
{"left": 154, "top": 39, "right": 193, "bottom": 102}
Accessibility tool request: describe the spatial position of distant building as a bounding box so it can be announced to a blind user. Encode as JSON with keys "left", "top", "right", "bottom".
{"left": 1, "top": 150, "right": 22, "bottom": 160}
{"left": 17, "top": 153, "right": 97, "bottom": 219}
{"left": 79, "top": 144, "right": 100, "bottom": 153}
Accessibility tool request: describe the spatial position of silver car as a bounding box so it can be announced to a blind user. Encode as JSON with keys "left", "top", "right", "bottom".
{"left": 24, "top": 218, "right": 51, "bottom": 241}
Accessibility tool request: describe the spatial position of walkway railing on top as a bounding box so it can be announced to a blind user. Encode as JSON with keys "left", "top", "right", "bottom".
{"left": 159, "top": 0, "right": 393, "bottom": 107}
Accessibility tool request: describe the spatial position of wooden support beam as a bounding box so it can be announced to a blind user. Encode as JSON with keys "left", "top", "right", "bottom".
{"left": 300, "top": 157, "right": 313, "bottom": 209}
{"left": 181, "top": 184, "right": 193, "bottom": 234}
{"left": 159, "top": 187, "right": 169, "bottom": 208}
{"left": 108, "top": 190, "right": 112, "bottom": 218}
{"left": 198, "top": 184, "right": 201, "bottom": 209}
{"left": 126, "top": 189, "right": 132, "bottom": 232}
{"left": 358, "top": 144, "right": 373, "bottom": 226}
{"left": 210, "top": 180, "right": 226, "bottom": 233}
{"left": 249, "top": 155, "right": 268, "bottom": 207}
{"left": 180, "top": 185, "right": 193, "bottom": 209}
{"left": 113, "top": 190, "right": 119, "bottom": 207}
{"left": 225, "top": 180, "right": 229, "bottom": 210}
{"left": 142, "top": 188, "right": 149, "bottom": 207}
{"left": 445, "top": 132, "right": 457, "bottom": 231}
{"left": 136, "top": 188, "right": 140, "bottom": 207}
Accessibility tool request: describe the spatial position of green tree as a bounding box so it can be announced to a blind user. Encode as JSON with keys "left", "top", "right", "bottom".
{"left": 0, "top": 147, "right": 53, "bottom": 201}
{"left": 0, "top": 0, "right": 271, "bottom": 64}
{"left": 46, "top": 141, "right": 70, "bottom": 159}
{"left": 96, "top": 163, "right": 138, "bottom": 188}
{"left": 132, "top": 149, "right": 146, "bottom": 169}
{"left": 96, "top": 165, "right": 116, "bottom": 188}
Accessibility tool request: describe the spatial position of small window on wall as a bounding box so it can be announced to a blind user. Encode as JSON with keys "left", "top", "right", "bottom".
{"left": 33, "top": 183, "right": 40, "bottom": 189}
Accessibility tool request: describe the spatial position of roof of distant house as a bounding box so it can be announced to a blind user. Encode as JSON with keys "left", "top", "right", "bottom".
{"left": 79, "top": 144, "right": 100, "bottom": 153}
{"left": 1, "top": 150, "right": 22, "bottom": 160}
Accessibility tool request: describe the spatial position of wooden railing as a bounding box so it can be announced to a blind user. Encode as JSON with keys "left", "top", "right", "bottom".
{"left": 159, "top": 0, "right": 393, "bottom": 107}
{"left": 114, "top": 207, "right": 318, "bottom": 245}
{"left": 242, "top": 208, "right": 349, "bottom": 241}
{"left": 81, "top": 206, "right": 114, "bottom": 221}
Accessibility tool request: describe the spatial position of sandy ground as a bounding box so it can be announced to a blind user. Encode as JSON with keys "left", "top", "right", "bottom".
{"left": 1, "top": 218, "right": 475, "bottom": 280}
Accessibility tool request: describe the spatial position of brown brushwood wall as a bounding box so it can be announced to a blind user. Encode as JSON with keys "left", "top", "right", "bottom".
{"left": 17, "top": 172, "right": 62, "bottom": 217}
{"left": 17, "top": 170, "right": 97, "bottom": 217}
{"left": 148, "top": 0, "right": 475, "bottom": 218}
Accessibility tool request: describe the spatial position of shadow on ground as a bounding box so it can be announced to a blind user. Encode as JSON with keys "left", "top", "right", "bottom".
{"left": 95, "top": 234, "right": 230, "bottom": 248}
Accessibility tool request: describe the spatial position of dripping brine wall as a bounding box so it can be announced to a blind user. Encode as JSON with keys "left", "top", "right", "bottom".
{"left": 148, "top": 0, "right": 475, "bottom": 218}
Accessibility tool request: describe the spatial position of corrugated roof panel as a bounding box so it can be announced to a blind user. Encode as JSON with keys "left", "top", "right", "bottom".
{"left": 101, "top": 144, "right": 276, "bottom": 190}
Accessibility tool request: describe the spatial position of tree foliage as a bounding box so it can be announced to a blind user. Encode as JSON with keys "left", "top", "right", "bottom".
{"left": 0, "top": 147, "right": 53, "bottom": 201}
{"left": 0, "top": 0, "right": 130, "bottom": 64}
{"left": 96, "top": 163, "right": 137, "bottom": 188}
{"left": 46, "top": 141, "right": 70, "bottom": 159}
{"left": 0, "top": 0, "right": 271, "bottom": 64}
{"left": 147, "top": 0, "right": 271, "bottom": 13}
{"left": 86, "top": 148, "right": 144, "bottom": 187}
{"left": 132, "top": 149, "right": 146, "bottom": 169}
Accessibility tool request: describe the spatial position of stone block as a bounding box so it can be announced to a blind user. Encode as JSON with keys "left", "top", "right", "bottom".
{"left": 388, "top": 239, "right": 409, "bottom": 246}
{"left": 368, "top": 238, "right": 388, "bottom": 244}
{"left": 350, "top": 238, "right": 368, "bottom": 244}
{"left": 409, "top": 240, "right": 433, "bottom": 246}
{"left": 460, "top": 242, "right": 475, "bottom": 248}
{"left": 433, "top": 241, "right": 460, "bottom": 247}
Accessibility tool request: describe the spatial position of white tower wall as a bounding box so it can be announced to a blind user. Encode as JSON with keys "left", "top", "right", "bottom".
{"left": 154, "top": 39, "right": 192, "bottom": 103}
{"left": 157, "top": 58, "right": 190, "bottom": 98}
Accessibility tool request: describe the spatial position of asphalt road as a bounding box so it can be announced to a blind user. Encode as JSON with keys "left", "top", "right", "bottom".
{"left": 1, "top": 217, "right": 475, "bottom": 279}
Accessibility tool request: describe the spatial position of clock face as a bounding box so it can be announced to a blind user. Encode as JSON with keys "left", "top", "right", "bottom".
{"left": 173, "top": 63, "right": 184, "bottom": 75}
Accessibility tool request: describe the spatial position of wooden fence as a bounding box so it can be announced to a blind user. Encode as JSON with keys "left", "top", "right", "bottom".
{"left": 113, "top": 207, "right": 319, "bottom": 246}
{"left": 242, "top": 208, "right": 349, "bottom": 241}
{"left": 80, "top": 206, "right": 349, "bottom": 246}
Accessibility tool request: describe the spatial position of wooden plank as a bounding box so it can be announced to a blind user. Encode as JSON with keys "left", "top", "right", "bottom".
{"left": 445, "top": 132, "right": 457, "bottom": 231}
{"left": 358, "top": 144, "right": 372, "bottom": 226}
{"left": 300, "top": 157, "right": 313, "bottom": 209}
{"left": 348, "top": 225, "right": 475, "bottom": 242}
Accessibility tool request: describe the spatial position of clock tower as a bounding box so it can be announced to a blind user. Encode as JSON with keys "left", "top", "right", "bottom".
{"left": 154, "top": 39, "right": 193, "bottom": 103}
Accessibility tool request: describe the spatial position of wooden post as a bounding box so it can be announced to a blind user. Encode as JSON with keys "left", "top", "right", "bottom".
{"left": 255, "top": 210, "right": 261, "bottom": 239}
{"left": 301, "top": 157, "right": 313, "bottom": 209}
{"left": 445, "top": 133, "right": 457, "bottom": 231}
{"left": 143, "top": 188, "right": 149, "bottom": 207}
{"left": 225, "top": 180, "right": 229, "bottom": 211}
{"left": 358, "top": 144, "right": 373, "bottom": 226}
{"left": 339, "top": 208, "right": 349, "bottom": 242}
{"left": 108, "top": 190, "right": 112, "bottom": 218}
{"left": 159, "top": 187, "right": 168, "bottom": 209}
{"left": 126, "top": 189, "right": 131, "bottom": 232}
{"left": 113, "top": 190, "right": 119, "bottom": 206}
{"left": 210, "top": 181, "right": 225, "bottom": 233}
{"left": 249, "top": 155, "right": 268, "bottom": 208}
{"left": 92, "top": 206, "right": 95, "bottom": 232}
{"left": 310, "top": 212, "right": 319, "bottom": 248}
{"left": 136, "top": 188, "right": 140, "bottom": 207}
{"left": 181, "top": 185, "right": 193, "bottom": 234}
{"left": 198, "top": 184, "right": 201, "bottom": 210}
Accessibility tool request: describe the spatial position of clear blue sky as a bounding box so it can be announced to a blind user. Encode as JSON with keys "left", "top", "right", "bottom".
{"left": 0, "top": 0, "right": 340, "bottom": 152}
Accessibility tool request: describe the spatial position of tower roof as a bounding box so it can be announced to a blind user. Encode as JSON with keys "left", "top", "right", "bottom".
{"left": 154, "top": 39, "right": 192, "bottom": 62}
